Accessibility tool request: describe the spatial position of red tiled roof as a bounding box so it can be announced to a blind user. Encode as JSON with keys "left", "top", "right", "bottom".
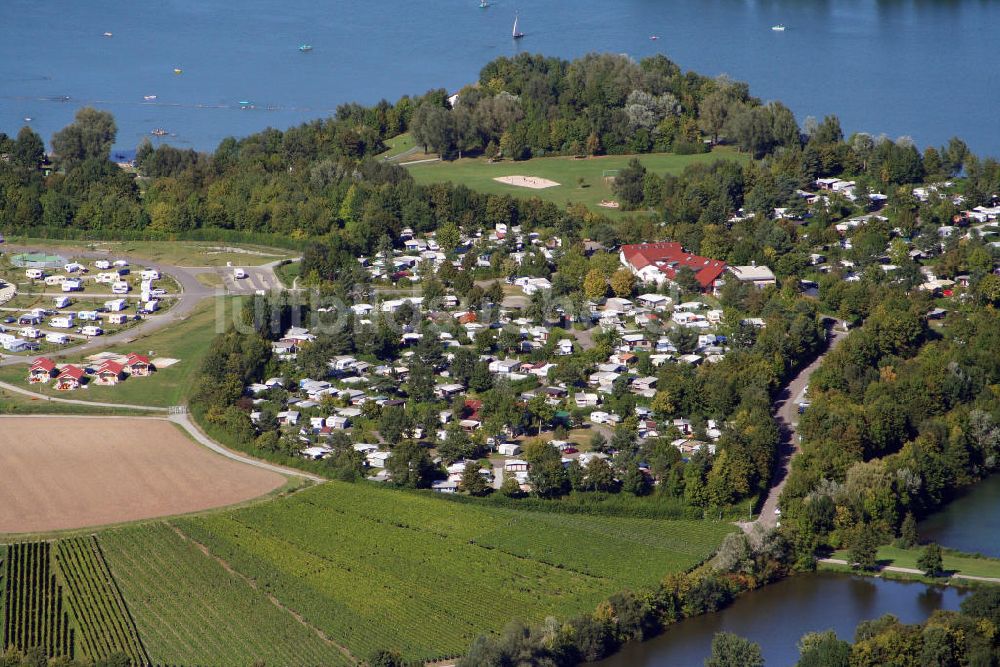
{"left": 30, "top": 357, "right": 55, "bottom": 372}
{"left": 125, "top": 353, "right": 150, "bottom": 366}
{"left": 621, "top": 243, "right": 726, "bottom": 289}
{"left": 97, "top": 360, "right": 125, "bottom": 374}
{"left": 57, "top": 365, "right": 85, "bottom": 380}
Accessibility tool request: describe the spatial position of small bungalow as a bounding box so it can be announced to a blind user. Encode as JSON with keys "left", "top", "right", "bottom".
{"left": 124, "top": 353, "right": 153, "bottom": 376}
{"left": 94, "top": 360, "right": 125, "bottom": 386}
{"left": 27, "top": 357, "right": 56, "bottom": 383}
{"left": 54, "top": 365, "right": 85, "bottom": 391}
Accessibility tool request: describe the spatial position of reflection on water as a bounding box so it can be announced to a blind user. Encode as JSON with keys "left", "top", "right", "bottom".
{"left": 593, "top": 572, "right": 965, "bottom": 667}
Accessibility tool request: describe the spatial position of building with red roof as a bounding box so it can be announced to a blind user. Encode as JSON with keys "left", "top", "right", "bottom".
{"left": 54, "top": 365, "right": 85, "bottom": 391}
{"left": 619, "top": 242, "right": 727, "bottom": 292}
{"left": 95, "top": 360, "right": 125, "bottom": 386}
{"left": 124, "top": 353, "right": 153, "bottom": 377}
{"left": 27, "top": 357, "right": 57, "bottom": 384}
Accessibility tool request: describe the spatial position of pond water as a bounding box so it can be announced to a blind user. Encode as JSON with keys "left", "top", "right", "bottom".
{"left": 919, "top": 474, "right": 1000, "bottom": 558}
{"left": 594, "top": 572, "right": 966, "bottom": 666}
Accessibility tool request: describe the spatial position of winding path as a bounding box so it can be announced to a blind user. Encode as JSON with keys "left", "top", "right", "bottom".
{"left": 740, "top": 323, "right": 848, "bottom": 532}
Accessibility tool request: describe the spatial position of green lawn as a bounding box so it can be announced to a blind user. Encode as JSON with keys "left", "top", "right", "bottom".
{"left": 0, "top": 297, "right": 228, "bottom": 407}
{"left": 407, "top": 149, "right": 747, "bottom": 213}
{"left": 829, "top": 545, "right": 1000, "bottom": 579}
{"left": 274, "top": 260, "right": 301, "bottom": 288}
{"left": 168, "top": 482, "right": 733, "bottom": 663}
{"left": 2, "top": 238, "right": 295, "bottom": 267}
{"left": 378, "top": 132, "right": 419, "bottom": 160}
{"left": 0, "top": 389, "right": 158, "bottom": 416}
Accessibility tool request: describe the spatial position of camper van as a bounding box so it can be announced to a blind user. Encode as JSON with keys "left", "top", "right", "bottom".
{"left": 24, "top": 269, "right": 44, "bottom": 280}
{"left": 80, "top": 325, "right": 103, "bottom": 337}
{"left": 108, "top": 313, "right": 128, "bottom": 325}
{"left": 141, "top": 300, "right": 160, "bottom": 313}
{"left": 49, "top": 315, "right": 74, "bottom": 329}
{"left": 140, "top": 269, "right": 160, "bottom": 281}
{"left": 45, "top": 332, "right": 68, "bottom": 345}
{"left": 94, "top": 260, "right": 111, "bottom": 270}
{"left": 61, "top": 278, "right": 82, "bottom": 292}
{"left": 44, "top": 275, "right": 66, "bottom": 287}
{"left": 77, "top": 311, "right": 99, "bottom": 321}
{"left": 53, "top": 296, "right": 71, "bottom": 309}
{"left": 95, "top": 272, "right": 119, "bottom": 284}
{"left": 104, "top": 299, "right": 127, "bottom": 312}
{"left": 111, "top": 281, "right": 130, "bottom": 295}
{"left": 233, "top": 267, "right": 247, "bottom": 279}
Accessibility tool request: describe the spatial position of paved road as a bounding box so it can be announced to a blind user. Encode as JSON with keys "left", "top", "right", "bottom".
{"left": 818, "top": 558, "right": 1000, "bottom": 584}
{"left": 0, "top": 245, "right": 288, "bottom": 368}
{"left": 741, "top": 324, "right": 848, "bottom": 532}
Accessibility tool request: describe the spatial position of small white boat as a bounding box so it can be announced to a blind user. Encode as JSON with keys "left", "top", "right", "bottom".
{"left": 771, "top": 24, "right": 786, "bottom": 31}
{"left": 480, "top": 0, "right": 489, "bottom": 7}
{"left": 649, "top": 35, "right": 658, "bottom": 40}
{"left": 24, "top": 117, "right": 32, "bottom": 122}
{"left": 173, "top": 68, "right": 183, "bottom": 74}
{"left": 151, "top": 128, "right": 168, "bottom": 136}
{"left": 102, "top": 31, "right": 113, "bottom": 37}
{"left": 512, "top": 13, "right": 524, "bottom": 39}
{"left": 143, "top": 95, "right": 157, "bottom": 101}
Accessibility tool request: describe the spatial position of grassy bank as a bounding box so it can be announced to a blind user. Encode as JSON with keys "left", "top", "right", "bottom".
{"left": 824, "top": 545, "right": 1000, "bottom": 582}
{"left": 406, "top": 149, "right": 747, "bottom": 213}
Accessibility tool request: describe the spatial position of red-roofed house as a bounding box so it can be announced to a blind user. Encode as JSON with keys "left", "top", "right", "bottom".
{"left": 95, "top": 360, "right": 125, "bottom": 386}
{"left": 28, "top": 357, "right": 57, "bottom": 384}
{"left": 54, "top": 365, "right": 85, "bottom": 391}
{"left": 619, "top": 243, "right": 727, "bottom": 292}
{"left": 124, "top": 353, "right": 153, "bottom": 377}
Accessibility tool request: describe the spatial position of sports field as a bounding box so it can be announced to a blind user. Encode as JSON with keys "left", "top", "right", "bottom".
{"left": 0, "top": 416, "right": 285, "bottom": 533}
{"left": 406, "top": 149, "right": 747, "bottom": 212}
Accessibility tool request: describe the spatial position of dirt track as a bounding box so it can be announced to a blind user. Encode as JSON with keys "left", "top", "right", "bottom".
{"left": 0, "top": 416, "right": 286, "bottom": 533}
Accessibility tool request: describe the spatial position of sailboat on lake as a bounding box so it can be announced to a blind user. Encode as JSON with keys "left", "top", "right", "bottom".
{"left": 512, "top": 13, "right": 524, "bottom": 39}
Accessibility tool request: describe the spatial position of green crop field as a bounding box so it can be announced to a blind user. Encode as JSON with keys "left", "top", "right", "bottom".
{"left": 54, "top": 537, "right": 148, "bottom": 664}
{"left": 169, "top": 482, "right": 733, "bottom": 663}
{"left": 2, "top": 542, "right": 73, "bottom": 659}
{"left": 406, "top": 149, "right": 747, "bottom": 213}
{"left": 99, "top": 523, "right": 352, "bottom": 667}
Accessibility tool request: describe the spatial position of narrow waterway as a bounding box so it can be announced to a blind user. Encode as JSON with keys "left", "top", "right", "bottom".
{"left": 593, "top": 572, "right": 965, "bottom": 666}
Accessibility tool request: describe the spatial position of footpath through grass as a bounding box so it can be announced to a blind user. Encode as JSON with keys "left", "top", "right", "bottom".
{"left": 827, "top": 545, "right": 1000, "bottom": 580}
{"left": 161, "top": 482, "right": 733, "bottom": 663}
{"left": 407, "top": 149, "right": 747, "bottom": 213}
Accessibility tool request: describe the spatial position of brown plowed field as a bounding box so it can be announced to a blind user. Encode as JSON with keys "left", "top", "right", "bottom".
{"left": 0, "top": 417, "right": 286, "bottom": 533}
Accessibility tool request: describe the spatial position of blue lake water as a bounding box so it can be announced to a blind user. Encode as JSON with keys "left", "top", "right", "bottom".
{"left": 3, "top": 0, "right": 1000, "bottom": 155}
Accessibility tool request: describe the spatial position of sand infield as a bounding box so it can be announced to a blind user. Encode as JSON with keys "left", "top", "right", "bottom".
{"left": 493, "top": 175, "right": 561, "bottom": 189}
{"left": 0, "top": 417, "right": 286, "bottom": 533}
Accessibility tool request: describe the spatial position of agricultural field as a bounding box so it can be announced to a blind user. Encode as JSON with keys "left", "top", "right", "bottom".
{"left": 406, "top": 149, "right": 747, "bottom": 213}
{"left": 2, "top": 542, "right": 73, "bottom": 658}
{"left": 99, "top": 523, "right": 352, "bottom": 667}
{"left": 170, "top": 482, "right": 733, "bottom": 663}
{"left": 54, "top": 537, "right": 148, "bottom": 663}
{"left": 1, "top": 238, "right": 296, "bottom": 268}
{"left": 0, "top": 417, "right": 286, "bottom": 534}
{"left": 0, "top": 296, "right": 224, "bottom": 407}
